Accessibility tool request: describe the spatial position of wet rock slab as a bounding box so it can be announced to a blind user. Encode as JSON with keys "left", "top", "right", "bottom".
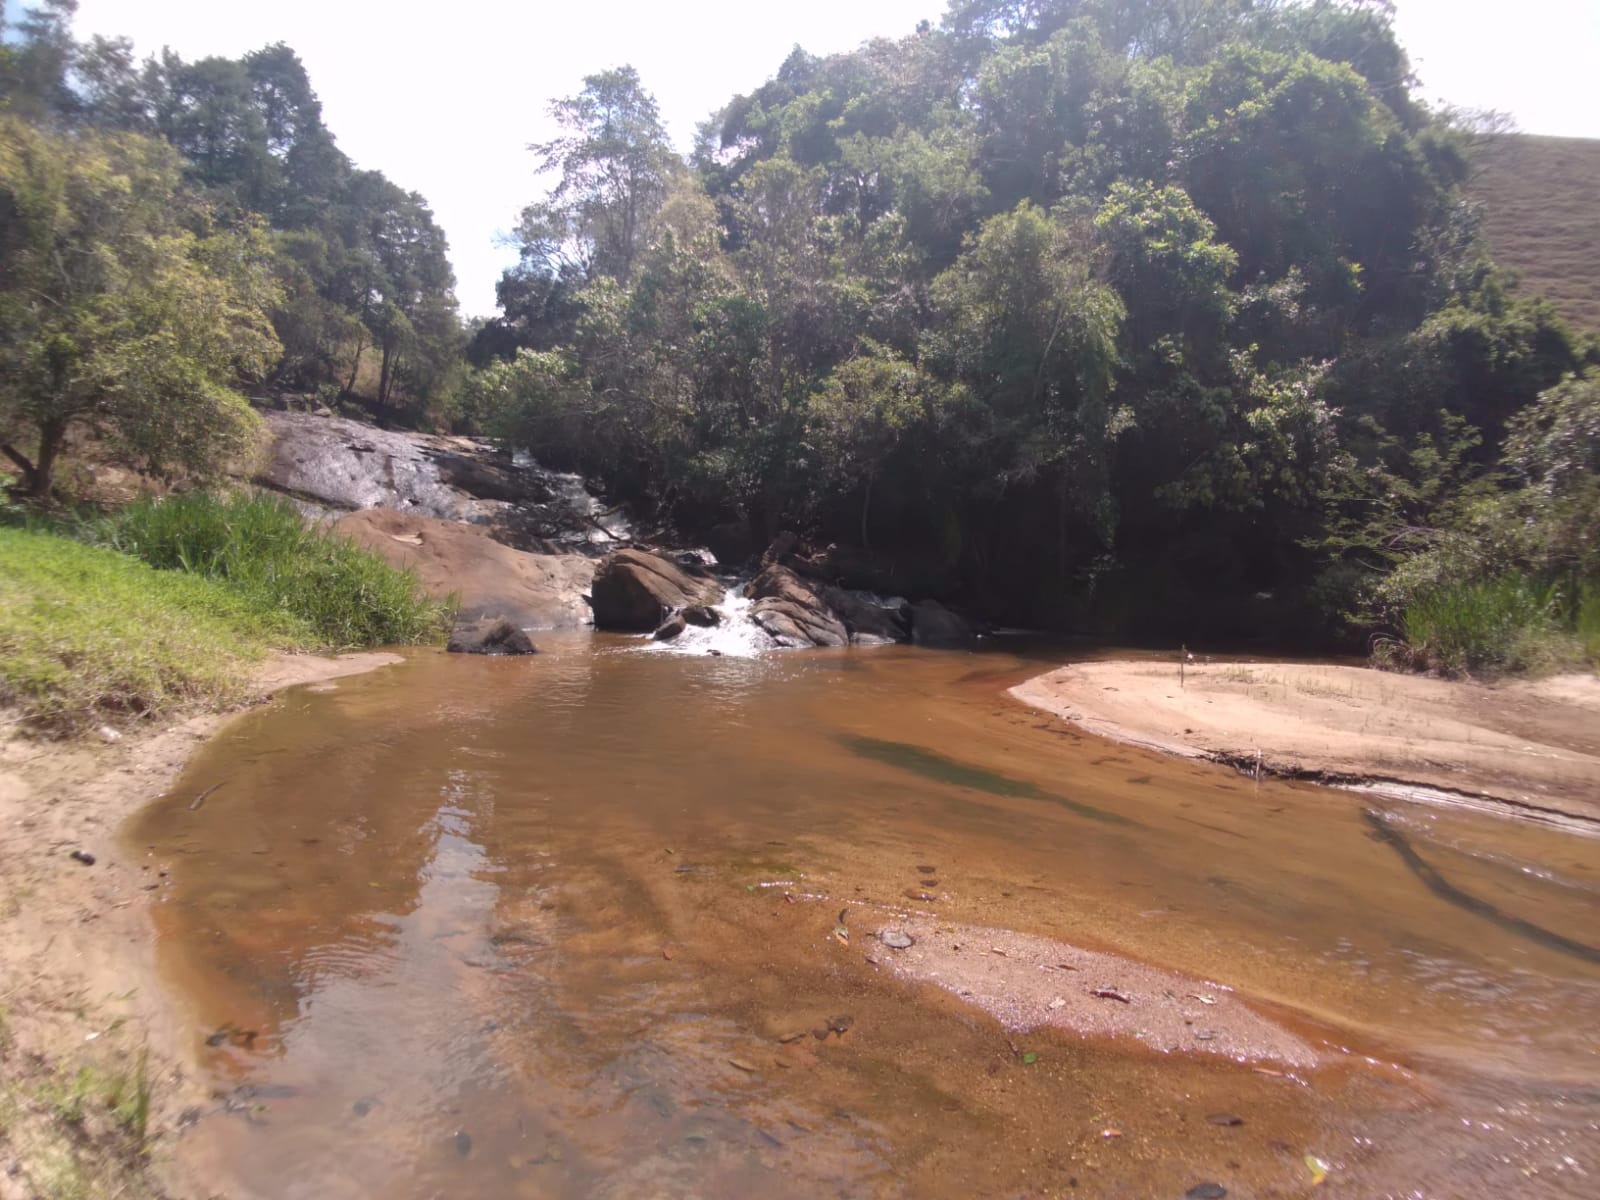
{"left": 335, "top": 508, "right": 595, "bottom": 630}
{"left": 876, "top": 920, "right": 1318, "bottom": 1068}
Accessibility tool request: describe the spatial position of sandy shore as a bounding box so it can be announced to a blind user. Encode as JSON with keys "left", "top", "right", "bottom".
{"left": 0, "top": 651, "right": 402, "bottom": 1197}
{"left": 1013, "top": 660, "right": 1600, "bottom": 826}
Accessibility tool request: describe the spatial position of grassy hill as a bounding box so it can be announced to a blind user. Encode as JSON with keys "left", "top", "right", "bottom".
{"left": 1467, "top": 135, "right": 1600, "bottom": 333}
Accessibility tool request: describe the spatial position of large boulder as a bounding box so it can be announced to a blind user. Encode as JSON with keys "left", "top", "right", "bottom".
{"left": 746, "top": 564, "right": 849, "bottom": 648}
{"left": 821, "top": 585, "right": 910, "bottom": 646}
{"left": 590, "top": 549, "right": 724, "bottom": 632}
{"left": 909, "top": 600, "right": 978, "bottom": 647}
{"left": 333, "top": 508, "right": 595, "bottom": 629}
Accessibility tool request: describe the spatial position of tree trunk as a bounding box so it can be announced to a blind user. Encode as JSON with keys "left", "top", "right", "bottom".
{"left": 29, "top": 417, "right": 67, "bottom": 498}
{"left": 344, "top": 336, "right": 365, "bottom": 395}
{"left": 378, "top": 342, "right": 394, "bottom": 406}
{"left": 860, "top": 475, "right": 874, "bottom": 552}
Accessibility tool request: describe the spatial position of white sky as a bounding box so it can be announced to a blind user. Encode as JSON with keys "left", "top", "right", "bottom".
{"left": 71, "top": 0, "right": 1600, "bottom": 317}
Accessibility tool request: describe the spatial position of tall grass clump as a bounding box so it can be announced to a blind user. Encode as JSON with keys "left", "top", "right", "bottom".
{"left": 1574, "top": 579, "right": 1600, "bottom": 663}
{"left": 0, "top": 526, "right": 291, "bottom": 732}
{"left": 1399, "top": 573, "right": 1574, "bottom": 676}
{"left": 100, "top": 493, "right": 451, "bottom": 648}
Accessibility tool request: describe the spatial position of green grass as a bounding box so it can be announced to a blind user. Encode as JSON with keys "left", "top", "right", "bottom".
{"left": 95, "top": 492, "right": 451, "bottom": 649}
{"left": 0, "top": 526, "right": 290, "bottom": 732}
{"left": 1399, "top": 572, "right": 1580, "bottom": 676}
{"left": 1576, "top": 579, "right": 1600, "bottom": 662}
{"left": 1, "top": 493, "right": 450, "bottom": 733}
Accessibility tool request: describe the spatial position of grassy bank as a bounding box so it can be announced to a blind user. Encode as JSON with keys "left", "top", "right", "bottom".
{"left": 1393, "top": 573, "right": 1599, "bottom": 677}
{"left": 0, "top": 493, "right": 450, "bottom": 734}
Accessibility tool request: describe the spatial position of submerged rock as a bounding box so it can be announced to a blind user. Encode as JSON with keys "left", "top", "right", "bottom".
{"left": 653, "top": 614, "right": 688, "bottom": 641}
{"left": 447, "top": 617, "right": 538, "bottom": 656}
{"left": 590, "top": 549, "right": 724, "bottom": 632}
{"left": 682, "top": 604, "right": 721, "bottom": 628}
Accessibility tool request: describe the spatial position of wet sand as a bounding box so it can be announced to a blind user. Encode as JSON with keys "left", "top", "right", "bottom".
{"left": 0, "top": 650, "right": 401, "bottom": 1197}
{"left": 1013, "top": 660, "right": 1600, "bottom": 824}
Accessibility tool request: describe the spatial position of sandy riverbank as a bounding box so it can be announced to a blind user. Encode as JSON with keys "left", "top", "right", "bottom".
{"left": 0, "top": 651, "right": 402, "bottom": 1198}
{"left": 1012, "top": 660, "right": 1600, "bottom": 826}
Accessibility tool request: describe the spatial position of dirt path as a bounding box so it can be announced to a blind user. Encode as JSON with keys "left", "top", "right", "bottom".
{"left": 1012, "top": 660, "right": 1600, "bottom": 826}
{"left": 0, "top": 651, "right": 401, "bottom": 1199}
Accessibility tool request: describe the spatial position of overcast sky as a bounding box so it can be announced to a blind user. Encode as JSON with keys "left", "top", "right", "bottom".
{"left": 71, "top": 0, "right": 1600, "bottom": 317}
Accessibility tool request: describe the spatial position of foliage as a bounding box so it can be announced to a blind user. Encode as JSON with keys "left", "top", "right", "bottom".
{"left": 0, "top": 5, "right": 462, "bottom": 418}
{"left": 465, "top": 0, "right": 1583, "bottom": 639}
{"left": 1396, "top": 574, "right": 1573, "bottom": 677}
{"left": 0, "top": 117, "right": 280, "bottom": 496}
{"left": 97, "top": 492, "right": 453, "bottom": 648}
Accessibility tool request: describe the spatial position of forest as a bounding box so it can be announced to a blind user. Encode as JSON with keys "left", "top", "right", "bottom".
{"left": 3, "top": 0, "right": 1597, "bottom": 671}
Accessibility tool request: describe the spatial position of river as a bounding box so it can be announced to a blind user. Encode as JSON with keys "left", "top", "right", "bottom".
{"left": 125, "top": 635, "right": 1600, "bottom": 1198}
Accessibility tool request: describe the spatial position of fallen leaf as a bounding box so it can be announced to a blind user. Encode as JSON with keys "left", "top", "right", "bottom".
{"left": 1048, "top": 997, "right": 1067, "bottom": 1010}
{"left": 1189, "top": 993, "right": 1217, "bottom": 1005}
{"left": 1305, "top": 1154, "right": 1330, "bottom": 1186}
{"left": 1101, "top": 1128, "right": 1122, "bottom": 1139}
{"left": 1022, "top": 1052, "right": 1039, "bottom": 1065}
{"left": 661, "top": 947, "right": 674, "bottom": 960}
{"left": 1252, "top": 1067, "right": 1285, "bottom": 1078}
{"left": 1090, "top": 987, "right": 1132, "bottom": 1003}
{"left": 1205, "top": 1113, "right": 1245, "bottom": 1127}
{"left": 777, "top": 1032, "right": 807, "bottom": 1044}
{"left": 728, "top": 1058, "right": 758, "bottom": 1073}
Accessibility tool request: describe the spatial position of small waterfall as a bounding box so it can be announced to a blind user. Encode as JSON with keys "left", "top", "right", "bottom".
{"left": 642, "top": 580, "right": 772, "bottom": 658}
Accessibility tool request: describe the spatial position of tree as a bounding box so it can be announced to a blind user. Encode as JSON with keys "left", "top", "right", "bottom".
{"left": 0, "top": 118, "right": 281, "bottom": 496}
{"left": 512, "top": 66, "right": 679, "bottom": 285}
{"left": 806, "top": 341, "right": 963, "bottom": 548}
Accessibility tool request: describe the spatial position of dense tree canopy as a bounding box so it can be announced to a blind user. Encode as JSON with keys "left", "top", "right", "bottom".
{"left": 475, "top": 0, "right": 1594, "bottom": 639}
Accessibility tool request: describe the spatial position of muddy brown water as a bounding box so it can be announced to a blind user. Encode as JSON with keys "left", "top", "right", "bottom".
{"left": 126, "top": 637, "right": 1600, "bottom": 1198}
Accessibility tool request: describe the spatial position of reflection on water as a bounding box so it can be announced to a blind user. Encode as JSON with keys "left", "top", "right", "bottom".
{"left": 127, "top": 636, "right": 1600, "bottom": 1197}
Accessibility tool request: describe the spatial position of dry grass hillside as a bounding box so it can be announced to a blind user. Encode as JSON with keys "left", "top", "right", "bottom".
{"left": 1467, "top": 134, "right": 1600, "bottom": 333}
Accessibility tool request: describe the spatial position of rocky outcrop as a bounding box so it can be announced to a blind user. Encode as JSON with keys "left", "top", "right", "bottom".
{"left": 747, "top": 564, "right": 850, "bottom": 648}
{"left": 334, "top": 508, "right": 595, "bottom": 630}
{"left": 590, "top": 549, "right": 725, "bottom": 632}
{"left": 447, "top": 618, "right": 538, "bottom": 655}
{"left": 259, "top": 410, "right": 633, "bottom": 552}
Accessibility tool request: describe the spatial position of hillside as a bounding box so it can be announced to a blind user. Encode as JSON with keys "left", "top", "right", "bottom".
{"left": 1468, "top": 134, "right": 1600, "bottom": 332}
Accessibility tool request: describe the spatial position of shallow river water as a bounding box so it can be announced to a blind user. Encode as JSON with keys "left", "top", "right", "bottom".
{"left": 126, "top": 636, "right": 1600, "bottom": 1198}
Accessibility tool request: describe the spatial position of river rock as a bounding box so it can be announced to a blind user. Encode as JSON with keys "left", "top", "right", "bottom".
{"left": 334, "top": 508, "right": 595, "bottom": 629}
{"left": 590, "top": 549, "right": 724, "bottom": 632}
{"left": 653, "top": 614, "right": 687, "bottom": 641}
{"left": 746, "top": 564, "right": 849, "bottom": 648}
{"left": 447, "top": 617, "right": 538, "bottom": 656}
{"left": 682, "top": 604, "right": 721, "bottom": 627}
{"left": 821, "top": 585, "right": 910, "bottom": 645}
{"left": 910, "top": 600, "right": 977, "bottom": 646}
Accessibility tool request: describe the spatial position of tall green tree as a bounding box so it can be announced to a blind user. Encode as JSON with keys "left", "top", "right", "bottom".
{"left": 0, "top": 118, "right": 280, "bottom": 496}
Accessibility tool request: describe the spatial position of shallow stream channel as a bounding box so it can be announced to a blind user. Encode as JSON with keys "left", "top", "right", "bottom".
{"left": 126, "top": 635, "right": 1600, "bottom": 1198}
